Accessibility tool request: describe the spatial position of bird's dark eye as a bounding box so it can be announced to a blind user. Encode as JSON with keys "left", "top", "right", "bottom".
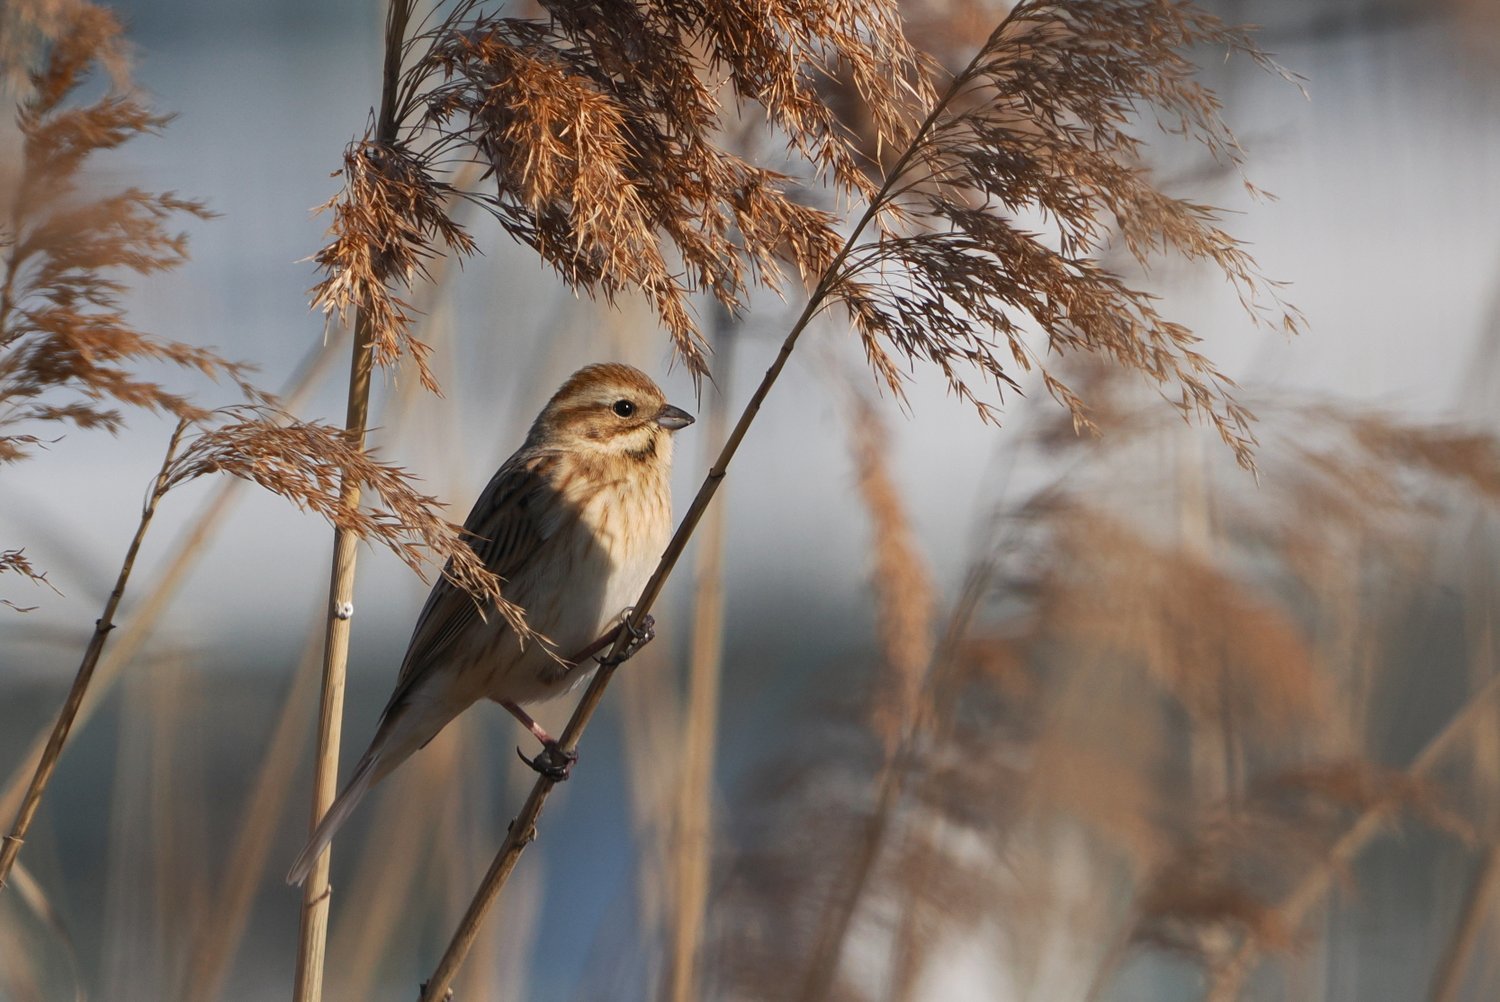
{"left": 612, "top": 399, "right": 636, "bottom": 418}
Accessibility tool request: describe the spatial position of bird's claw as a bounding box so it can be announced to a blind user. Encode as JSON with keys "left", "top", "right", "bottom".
{"left": 622, "top": 612, "right": 656, "bottom": 657}
{"left": 598, "top": 610, "right": 655, "bottom": 666}
{"left": 516, "top": 741, "right": 578, "bottom": 781}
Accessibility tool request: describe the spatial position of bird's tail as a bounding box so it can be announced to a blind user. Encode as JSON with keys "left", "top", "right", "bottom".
{"left": 286, "top": 751, "right": 382, "bottom": 886}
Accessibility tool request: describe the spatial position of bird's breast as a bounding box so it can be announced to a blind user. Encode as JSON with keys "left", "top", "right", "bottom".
{"left": 575, "top": 469, "right": 672, "bottom": 610}
{"left": 490, "top": 465, "right": 670, "bottom": 703}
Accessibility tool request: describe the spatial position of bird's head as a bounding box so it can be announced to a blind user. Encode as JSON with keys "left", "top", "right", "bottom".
{"left": 528, "top": 363, "right": 695, "bottom": 463}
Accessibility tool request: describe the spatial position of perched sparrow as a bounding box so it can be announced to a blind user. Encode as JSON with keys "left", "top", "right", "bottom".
{"left": 288, "top": 363, "right": 693, "bottom": 885}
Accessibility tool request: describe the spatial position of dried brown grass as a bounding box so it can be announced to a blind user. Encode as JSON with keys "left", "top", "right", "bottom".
{"left": 0, "top": 0, "right": 506, "bottom": 610}
{"left": 310, "top": 0, "right": 1296, "bottom": 443}
{"left": 166, "top": 406, "right": 520, "bottom": 632}
{"left": 417, "top": 4, "right": 1306, "bottom": 989}
{"left": 0, "top": 547, "right": 57, "bottom": 611}
{"left": 0, "top": 357, "right": 518, "bottom": 896}
{"left": 0, "top": 333, "right": 338, "bottom": 844}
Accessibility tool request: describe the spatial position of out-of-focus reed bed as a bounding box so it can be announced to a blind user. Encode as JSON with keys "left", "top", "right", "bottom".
{"left": 701, "top": 364, "right": 1500, "bottom": 1002}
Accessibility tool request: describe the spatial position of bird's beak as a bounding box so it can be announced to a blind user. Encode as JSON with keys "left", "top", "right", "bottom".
{"left": 655, "top": 404, "right": 695, "bottom": 431}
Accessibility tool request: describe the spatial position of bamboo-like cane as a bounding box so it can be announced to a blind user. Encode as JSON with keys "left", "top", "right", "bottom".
{"left": 292, "top": 5, "right": 413, "bottom": 1000}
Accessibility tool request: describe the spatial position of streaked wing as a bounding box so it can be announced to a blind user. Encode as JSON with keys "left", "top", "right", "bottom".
{"left": 387, "top": 449, "right": 565, "bottom": 705}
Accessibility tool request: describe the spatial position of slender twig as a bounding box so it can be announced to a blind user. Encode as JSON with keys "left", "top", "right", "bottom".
{"left": 292, "top": 4, "right": 413, "bottom": 1000}
{"left": 665, "top": 310, "right": 734, "bottom": 1002}
{"left": 0, "top": 419, "right": 189, "bottom": 890}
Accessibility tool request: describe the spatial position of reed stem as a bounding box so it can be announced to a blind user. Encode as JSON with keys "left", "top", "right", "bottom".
{"left": 291, "top": 4, "right": 412, "bottom": 999}
{"left": 0, "top": 420, "right": 188, "bottom": 891}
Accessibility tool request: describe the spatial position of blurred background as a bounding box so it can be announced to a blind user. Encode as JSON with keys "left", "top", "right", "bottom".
{"left": 4, "top": 0, "right": 1500, "bottom": 999}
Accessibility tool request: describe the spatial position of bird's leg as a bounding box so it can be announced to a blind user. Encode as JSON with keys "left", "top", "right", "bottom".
{"left": 518, "top": 612, "right": 657, "bottom": 782}
{"left": 502, "top": 699, "right": 557, "bottom": 746}
{"left": 503, "top": 699, "right": 577, "bottom": 781}
{"left": 562, "top": 626, "right": 620, "bottom": 666}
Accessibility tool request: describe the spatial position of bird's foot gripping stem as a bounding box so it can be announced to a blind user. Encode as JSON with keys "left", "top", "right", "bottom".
{"left": 598, "top": 609, "right": 655, "bottom": 667}
{"left": 503, "top": 699, "right": 579, "bottom": 781}
{"left": 516, "top": 740, "right": 578, "bottom": 781}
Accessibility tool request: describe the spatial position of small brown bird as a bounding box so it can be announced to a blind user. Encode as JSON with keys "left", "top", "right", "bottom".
{"left": 288, "top": 363, "right": 692, "bottom": 885}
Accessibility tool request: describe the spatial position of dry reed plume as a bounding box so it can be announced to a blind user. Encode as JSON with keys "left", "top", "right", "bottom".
{"left": 0, "top": 8, "right": 264, "bottom": 437}
{"left": 307, "top": 0, "right": 929, "bottom": 391}
{"left": 312, "top": 1, "right": 1300, "bottom": 428}
{"left": 0, "top": 545, "right": 55, "bottom": 611}
{"left": 169, "top": 406, "right": 514, "bottom": 625}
